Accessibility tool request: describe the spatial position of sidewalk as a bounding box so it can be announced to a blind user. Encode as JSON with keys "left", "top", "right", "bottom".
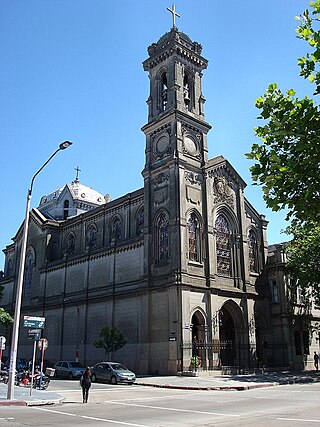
{"left": 135, "top": 370, "right": 320, "bottom": 391}
{"left": 0, "top": 383, "right": 64, "bottom": 407}
{"left": 1, "top": 370, "right": 319, "bottom": 406}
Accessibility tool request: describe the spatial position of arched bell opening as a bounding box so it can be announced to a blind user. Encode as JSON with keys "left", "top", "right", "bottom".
{"left": 161, "top": 72, "right": 168, "bottom": 111}
{"left": 183, "top": 74, "right": 191, "bottom": 110}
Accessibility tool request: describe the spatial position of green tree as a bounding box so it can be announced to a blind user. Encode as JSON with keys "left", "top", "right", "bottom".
{"left": 0, "top": 307, "right": 13, "bottom": 326}
{"left": 93, "top": 326, "right": 127, "bottom": 360}
{"left": 247, "top": 1, "right": 320, "bottom": 299}
{"left": 0, "top": 281, "right": 14, "bottom": 326}
{"left": 286, "top": 222, "right": 320, "bottom": 304}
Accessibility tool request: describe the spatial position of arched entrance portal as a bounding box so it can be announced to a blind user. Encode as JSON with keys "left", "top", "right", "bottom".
{"left": 218, "top": 301, "right": 245, "bottom": 368}
{"left": 219, "top": 307, "right": 236, "bottom": 366}
{"left": 191, "top": 311, "right": 206, "bottom": 368}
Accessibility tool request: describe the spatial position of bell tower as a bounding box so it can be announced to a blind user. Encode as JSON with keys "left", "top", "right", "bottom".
{"left": 142, "top": 6, "right": 211, "bottom": 284}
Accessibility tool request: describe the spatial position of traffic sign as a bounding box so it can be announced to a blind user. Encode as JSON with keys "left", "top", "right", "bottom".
{"left": 23, "top": 316, "right": 45, "bottom": 329}
{"left": 37, "top": 338, "right": 48, "bottom": 350}
{"left": 28, "top": 329, "right": 42, "bottom": 341}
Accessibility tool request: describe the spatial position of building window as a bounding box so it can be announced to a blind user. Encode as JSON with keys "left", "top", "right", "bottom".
{"left": 183, "top": 73, "right": 191, "bottom": 110}
{"left": 156, "top": 211, "right": 169, "bottom": 263}
{"left": 187, "top": 212, "right": 201, "bottom": 262}
{"left": 215, "top": 214, "right": 231, "bottom": 276}
{"left": 111, "top": 217, "right": 122, "bottom": 242}
{"left": 136, "top": 208, "right": 144, "bottom": 236}
{"left": 67, "top": 233, "right": 75, "bottom": 255}
{"left": 23, "top": 251, "right": 34, "bottom": 300}
{"left": 248, "top": 229, "right": 258, "bottom": 273}
{"left": 63, "top": 200, "right": 69, "bottom": 220}
{"left": 271, "top": 279, "right": 279, "bottom": 304}
{"left": 87, "top": 224, "right": 97, "bottom": 249}
{"left": 161, "top": 72, "right": 168, "bottom": 111}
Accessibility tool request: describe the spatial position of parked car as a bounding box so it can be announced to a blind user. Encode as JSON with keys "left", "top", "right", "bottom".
{"left": 91, "top": 362, "right": 136, "bottom": 385}
{"left": 54, "top": 361, "right": 85, "bottom": 379}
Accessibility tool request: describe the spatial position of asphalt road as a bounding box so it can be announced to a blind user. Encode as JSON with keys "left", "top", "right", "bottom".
{"left": 0, "top": 379, "right": 319, "bottom": 426}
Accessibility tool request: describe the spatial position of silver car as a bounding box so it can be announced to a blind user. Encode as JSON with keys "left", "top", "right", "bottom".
{"left": 91, "top": 362, "right": 136, "bottom": 384}
{"left": 54, "top": 361, "right": 85, "bottom": 379}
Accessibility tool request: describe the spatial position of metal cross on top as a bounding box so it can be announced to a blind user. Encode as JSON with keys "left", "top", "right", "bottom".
{"left": 167, "top": 3, "right": 180, "bottom": 28}
{"left": 75, "top": 166, "right": 81, "bottom": 181}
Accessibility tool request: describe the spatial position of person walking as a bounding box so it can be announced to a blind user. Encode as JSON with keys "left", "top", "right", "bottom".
{"left": 80, "top": 367, "right": 92, "bottom": 403}
{"left": 314, "top": 351, "right": 319, "bottom": 371}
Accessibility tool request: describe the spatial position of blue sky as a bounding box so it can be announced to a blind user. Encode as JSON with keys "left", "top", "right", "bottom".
{"left": 0, "top": 1, "right": 313, "bottom": 269}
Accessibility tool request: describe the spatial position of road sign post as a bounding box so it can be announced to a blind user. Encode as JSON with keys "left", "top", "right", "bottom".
{"left": 37, "top": 338, "right": 48, "bottom": 388}
{"left": 0, "top": 336, "right": 6, "bottom": 370}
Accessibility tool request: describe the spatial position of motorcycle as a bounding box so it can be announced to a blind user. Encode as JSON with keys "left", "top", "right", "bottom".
{"left": 32, "top": 373, "right": 50, "bottom": 390}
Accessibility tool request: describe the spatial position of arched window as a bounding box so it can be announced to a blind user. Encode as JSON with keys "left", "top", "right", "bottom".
{"left": 136, "top": 207, "right": 144, "bottom": 236}
{"left": 248, "top": 229, "right": 259, "bottom": 273}
{"left": 67, "top": 233, "right": 75, "bottom": 255}
{"left": 183, "top": 73, "right": 191, "bottom": 110}
{"left": 87, "top": 224, "right": 97, "bottom": 249}
{"left": 161, "top": 72, "right": 168, "bottom": 111}
{"left": 156, "top": 211, "right": 169, "bottom": 263}
{"left": 23, "top": 251, "right": 34, "bottom": 300}
{"left": 187, "top": 212, "right": 201, "bottom": 262}
{"left": 215, "top": 214, "right": 231, "bottom": 276}
{"left": 63, "top": 200, "right": 69, "bottom": 220}
{"left": 111, "top": 217, "right": 122, "bottom": 242}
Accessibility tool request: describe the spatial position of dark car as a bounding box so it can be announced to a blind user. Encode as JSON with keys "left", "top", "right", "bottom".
{"left": 91, "top": 362, "right": 136, "bottom": 385}
{"left": 54, "top": 361, "right": 85, "bottom": 379}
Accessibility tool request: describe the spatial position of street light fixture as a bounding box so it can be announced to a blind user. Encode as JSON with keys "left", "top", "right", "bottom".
{"left": 63, "top": 298, "right": 80, "bottom": 362}
{"left": 7, "top": 141, "right": 73, "bottom": 400}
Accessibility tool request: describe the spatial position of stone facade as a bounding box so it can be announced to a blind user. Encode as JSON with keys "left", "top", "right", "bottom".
{"left": 1, "top": 25, "right": 318, "bottom": 375}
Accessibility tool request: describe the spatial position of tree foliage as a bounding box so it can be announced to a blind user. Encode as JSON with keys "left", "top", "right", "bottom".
{"left": 247, "top": 1, "right": 320, "bottom": 299}
{"left": 0, "top": 282, "right": 14, "bottom": 326}
{"left": 0, "top": 307, "right": 14, "bottom": 326}
{"left": 93, "top": 326, "right": 127, "bottom": 359}
{"left": 286, "top": 222, "right": 320, "bottom": 304}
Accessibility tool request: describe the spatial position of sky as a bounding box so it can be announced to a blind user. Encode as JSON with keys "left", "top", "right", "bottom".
{"left": 0, "top": 0, "right": 313, "bottom": 269}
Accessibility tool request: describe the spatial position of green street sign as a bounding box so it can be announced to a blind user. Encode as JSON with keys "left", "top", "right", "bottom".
{"left": 23, "top": 316, "right": 45, "bottom": 329}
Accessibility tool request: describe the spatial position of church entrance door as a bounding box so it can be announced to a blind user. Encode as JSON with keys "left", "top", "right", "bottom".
{"left": 191, "top": 311, "right": 206, "bottom": 369}
{"left": 219, "top": 307, "right": 236, "bottom": 367}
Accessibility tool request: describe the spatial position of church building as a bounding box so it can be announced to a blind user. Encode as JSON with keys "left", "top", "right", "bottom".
{"left": 1, "top": 8, "right": 318, "bottom": 375}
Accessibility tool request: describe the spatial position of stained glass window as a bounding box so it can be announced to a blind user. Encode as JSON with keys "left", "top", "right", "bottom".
{"left": 215, "top": 214, "right": 231, "bottom": 276}
{"left": 248, "top": 229, "right": 258, "bottom": 273}
{"left": 136, "top": 208, "right": 144, "bottom": 236}
{"left": 88, "top": 225, "right": 97, "bottom": 248}
{"left": 157, "top": 212, "right": 169, "bottom": 262}
{"left": 112, "top": 218, "right": 122, "bottom": 241}
{"left": 67, "top": 234, "right": 75, "bottom": 255}
{"left": 188, "top": 213, "right": 200, "bottom": 262}
{"left": 23, "top": 251, "right": 34, "bottom": 300}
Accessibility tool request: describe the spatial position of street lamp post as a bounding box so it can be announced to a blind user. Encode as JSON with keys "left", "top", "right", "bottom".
{"left": 64, "top": 299, "right": 80, "bottom": 362}
{"left": 7, "top": 141, "right": 72, "bottom": 400}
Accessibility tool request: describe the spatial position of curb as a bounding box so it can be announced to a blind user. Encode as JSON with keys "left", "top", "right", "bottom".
{"left": 135, "top": 382, "right": 278, "bottom": 391}
{"left": 0, "top": 400, "right": 27, "bottom": 406}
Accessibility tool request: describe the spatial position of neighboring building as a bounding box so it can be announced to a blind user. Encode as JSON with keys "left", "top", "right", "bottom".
{"left": 1, "top": 20, "right": 318, "bottom": 374}
{"left": 263, "top": 244, "right": 320, "bottom": 371}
